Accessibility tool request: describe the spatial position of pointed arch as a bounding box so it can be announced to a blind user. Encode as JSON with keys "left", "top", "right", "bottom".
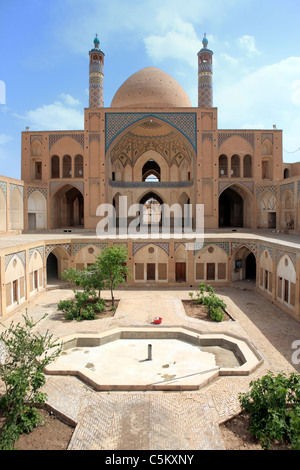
{"left": 28, "top": 190, "right": 47, "bottom": 230}
{"left": 10, "top": 187, "right": 24, "bottom": 230}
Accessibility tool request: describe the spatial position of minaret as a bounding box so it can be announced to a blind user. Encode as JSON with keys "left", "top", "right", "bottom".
{"left": 197, "top": 34, "right": 213, "bottom": 107}
{"left": 89, "top": 34, "right": 105, "bottom": 107}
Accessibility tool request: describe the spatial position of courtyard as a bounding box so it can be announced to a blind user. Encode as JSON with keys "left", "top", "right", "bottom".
{"left": 1, "top": 283, "right": 299, "bottom": 450}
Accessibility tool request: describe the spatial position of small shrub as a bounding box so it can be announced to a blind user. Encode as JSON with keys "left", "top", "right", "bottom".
{"left": 239, "top": 371, "right": 300, "bottom": 450}
{"left": 0, "top": 313, "right": 61, "bottom": 450}
{"left": 209, "top": 307, "right": 224, "bottom": 322}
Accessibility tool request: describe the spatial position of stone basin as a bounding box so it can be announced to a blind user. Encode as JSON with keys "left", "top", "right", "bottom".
{"left": 44, "top": 326, "right": 263, "bottom": 391}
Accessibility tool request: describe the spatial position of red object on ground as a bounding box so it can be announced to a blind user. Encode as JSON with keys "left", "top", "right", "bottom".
{"left": 154, "top": 317, "right": 162, "bottom": 324}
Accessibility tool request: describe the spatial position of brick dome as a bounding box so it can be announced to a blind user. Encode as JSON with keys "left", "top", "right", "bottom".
{"left": 110, "top": 67, "right": 192, "bottom": 108}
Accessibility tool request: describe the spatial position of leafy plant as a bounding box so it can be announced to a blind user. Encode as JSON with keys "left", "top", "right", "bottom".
{"left": 189, "top": 283, "right": 226, "bottom": 322}
{"left": 239, "top": 371, "right": 300, "bottom": 450}
{"left": 0, "top": 312, "right": 61, "bottom": 450}
{"left": 59, "top": 246, "right": 130, "bottom": 320}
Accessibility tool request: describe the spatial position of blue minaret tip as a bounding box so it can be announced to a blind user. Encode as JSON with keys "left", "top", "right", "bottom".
{"left": 94, "top": 34, "right": 100, "bottom": 49}
{"left": 202, "top": 33, "right": 208, "bottom": 49}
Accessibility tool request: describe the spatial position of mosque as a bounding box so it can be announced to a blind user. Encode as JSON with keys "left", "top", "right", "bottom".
{"left": 0, "top": 35, "right": 299, "bottom": 322}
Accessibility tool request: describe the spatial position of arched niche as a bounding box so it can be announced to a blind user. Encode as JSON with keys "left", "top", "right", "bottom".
{"left": 28, "top": 191, "right": 47, "bottom": 230}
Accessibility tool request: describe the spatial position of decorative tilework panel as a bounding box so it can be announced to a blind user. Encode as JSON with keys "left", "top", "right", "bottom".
{"left": 72, "top": 243, "right": 108, "bottom": 256}
{"left": 27, "top": 186, "right": 48, "bottom": 199}
{"left": 133, "top": 242, "right": 169, "bottom": 257}
{"left": 218, "top": 133, "right": 254, "bottom": 150}
{"left": 276, "top": 249, "right": 296, "bottom": 269}
{"left": 10, "top": 184, "right": 24, "bottom": 198}
{"left": 49, "top": 134, "right": 84, "bottom": 151}
{"left": 105, "top": 113, "right": 197, "bottom": 152}
{"left": 256, "top": 185, "right": 277, "bottom": 199}
{"left": 30, "top": 135, "right": 43, "bottom": 144}
{"left": 280, "top": 182, "right": 295, "bottom": 198}
{"left": 258, "top": 244, "right": 274, "bottom": 260}
{"left": 231, "top": 242, "right": 257, "bottom": 258}
{"left": 89, "top": 133, "right": 101, "bottom": 144}
{"left": 29, "top": 246, "right": 45, "bottom": 262}
{"left": 5, "top": 251, "right": 26, "bottom": 271}
{"left": 202, "top": 133, "right": 213, "bottom": 143}
{"left": 45, "top": 244, "right": 71, "bottom": 258}
{"left": 194, "top": 242, "right": 229, "bottom": 256}
{"left": 0, "top": 181, "right": 7, "bottom": 198}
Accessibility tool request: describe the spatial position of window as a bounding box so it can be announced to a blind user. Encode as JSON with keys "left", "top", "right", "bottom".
{"left": 219, "top": 155, "right": 228, "bottom": 177}
{"left": 243, "top": 155, "right": 252, "bottom": 177}
{"left": 63, "top": 155, "right": 71, "bottom": 178}
{"left": 231, "top": 155, "right": 240, "bottom": 177}
{"left": 51, "top": 155, "right": 59, "bottom": 178}
{"left": 74, "top": 155, "right": 83, "bottom": 178}
{"left": 35, "top": 162, "right": 42, "bottom": 180}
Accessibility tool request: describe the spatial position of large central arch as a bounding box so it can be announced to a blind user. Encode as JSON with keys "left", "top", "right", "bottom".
{"left": 219, "top": 184, "right": 253, "bottom": 228}
{"left": 51, "top": 184, "right": 84, "bottom": 229}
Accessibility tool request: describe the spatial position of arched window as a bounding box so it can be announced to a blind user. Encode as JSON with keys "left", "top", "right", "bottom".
{"left": 51, "top": 155, "right": 60, "bottom": 178}
{"left": 219, "top": 155, "right": 228, "bottom": 177}
{"left": 63, "top": 155, "right": 71, "bottom": 178}
{"left": 142, "top": 160, "right": 161, "bottom": 182}
{"left": 243, "top": 155, "right": 252, "bottom": 177}
{"left": 74, "top": 155, "right": 83, "bottom": 178}
{"left": 284, "top": 168, "right": 290, "bottom": 179}
{"left": 231, "top": 155, "right": 240, "bottom": 177}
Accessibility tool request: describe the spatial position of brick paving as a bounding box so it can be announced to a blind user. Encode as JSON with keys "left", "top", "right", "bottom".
{"left": 1, "top": 285, "right": 299, "bottom": 450}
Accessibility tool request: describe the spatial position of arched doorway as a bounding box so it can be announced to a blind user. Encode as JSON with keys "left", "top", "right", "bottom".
{"left": 232, "top": 246, "right": 257, "bottom": 286}
{"left": 51, "top": 185, "right": 84, "bottom": 229}
{"left": 142, "top": 160, "right": 161, "bottom": 182}
{"left": 219, "top": 187, "right": 243, "bottom": 227}
{"left": 219, "top": 184, "right": 253, "bottom": 228}
{"left": 46, "top": 252, "right": 58, "bottom": 281}
{"left": 245, "top": 252, "right": 256, "bottom": 280}
{"left": 140, "top": 192, "right": 164, "bottom": 226}
{"left": 46, "top": 246, "right": 70, "bottom": 286}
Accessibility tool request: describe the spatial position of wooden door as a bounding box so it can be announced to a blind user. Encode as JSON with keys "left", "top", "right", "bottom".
{"left": 207, "top": 263, "right": 215, "bottom": 280}
{"left": 176, "top": 263, "right": 186, "bottom": 282}
{"left": 147, "top": 263, "right": 155, "bottom": 281}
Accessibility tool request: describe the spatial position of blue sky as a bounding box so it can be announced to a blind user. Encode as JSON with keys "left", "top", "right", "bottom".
{"left": 1, "top": 0, "right": 300, "bottom": 179}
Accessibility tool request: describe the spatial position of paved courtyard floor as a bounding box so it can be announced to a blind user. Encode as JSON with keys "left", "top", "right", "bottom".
{"left": 1, "top": 285, "right": 299, "bottom": 450}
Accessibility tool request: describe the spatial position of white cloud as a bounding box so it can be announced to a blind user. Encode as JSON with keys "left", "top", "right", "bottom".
{"left": 59, "top": 93, "right": 81, "bottom": 107}
{"left": 14, "top": 95, "right": 84, "bottom": 131}
{"left": 144, "top": 23, "right": 200, "bottom": 68}
{"left": 215, "top": 56, "right": 300, "bottom": 161}
{"left": 237, "top": 35, "right": 261, "bottom": 56}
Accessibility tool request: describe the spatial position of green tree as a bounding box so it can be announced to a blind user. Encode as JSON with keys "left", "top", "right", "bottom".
{"left": 62, "top": 265, "right": 105, "bottom": 301}
{"left": 0, "top": 313, "right": 62, "bottom": 450}
{"left": 96, "top": 245, "right": 130, "bottom": 307}
{"left": 239, "top": 371, "right": 300, "bottom": 450}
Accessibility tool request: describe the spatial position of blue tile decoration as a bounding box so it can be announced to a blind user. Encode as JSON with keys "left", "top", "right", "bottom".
{"left": 258, "top": 244, "right": 274, "bottom": 260}
{"left": 0, "top": 181, "right": 7, "bottom": 198}
{"left": 231, "top": 242, "right": 257, "bottom": 258}
{"left": 72, "top": 242, "right": 108, "bottom": 256}
{"left": 276, "top": 249, "right": 296, "bottom": 269}
{"left": 218, "top": 132, "right": 254, "bottom": 150}
{"left": 194, "top": 241, "right": 229, "bottom": 256}
{"left": 29, "top": 246, "right": 45, "bottom": 262}
{"left": 133, "top": 242, "right": 169, "bottom": 257}
{"left": 5, "top": 251, "right": 26, "bottom": 271}
{"left": 105, "top": 113, "right": 197, "bottom": 152}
